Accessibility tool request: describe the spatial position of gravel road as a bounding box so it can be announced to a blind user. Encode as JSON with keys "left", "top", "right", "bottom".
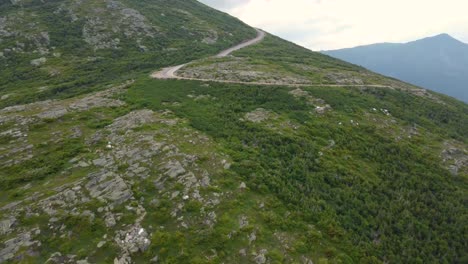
{"left": 151, "top": 29, "right": 265, "bottom": 79}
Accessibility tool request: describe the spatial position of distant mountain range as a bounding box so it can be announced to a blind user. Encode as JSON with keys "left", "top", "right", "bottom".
{"left": 323, "top": 34, "right": 468, "bottom": 102}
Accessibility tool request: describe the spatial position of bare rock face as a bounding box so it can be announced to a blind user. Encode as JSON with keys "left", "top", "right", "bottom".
{"left": 85, "top": 171, "right": 133, "bottom": 204}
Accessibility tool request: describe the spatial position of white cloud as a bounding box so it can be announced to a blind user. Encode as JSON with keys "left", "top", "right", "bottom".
{"left": 199, "top": 0, "right": 468, "bottom": 50}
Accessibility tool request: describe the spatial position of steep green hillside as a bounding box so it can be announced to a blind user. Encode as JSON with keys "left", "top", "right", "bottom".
{"left": 126, "top": 78, "right": 467, "bottom": 263}
{"left": 0, "top": 1, "right": 467, "bottom": 264}
{"left": 0, "top": 0, "right": 255, "bottom": 107}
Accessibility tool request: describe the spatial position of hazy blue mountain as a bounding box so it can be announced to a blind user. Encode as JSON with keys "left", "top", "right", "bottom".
{"left": 323, "top": 34, "right": 468, "bottom": 102}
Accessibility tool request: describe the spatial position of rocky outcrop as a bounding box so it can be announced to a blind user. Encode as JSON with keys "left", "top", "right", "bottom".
{"left": 324, "top": 72, "right": 364, "bottom": 85}
{"left": 1, "top": 82, "right": 129, "bottom": 121}
{"left": 45, "top": 252, "right": 83, "bottom": 264}
{"left": 289, "top": 88, "right": 332, "bottom": 114}
{"left": 0, "top": 229, "right": 40, "bottom": 262}
{"left": 69, "top": 95, "right": 125, "bottom": 111}
{"left": 115, "top": 225, "right": 150, "bottom": 254}
{"left": 83, "top": 17, "right": 121, "bottom": 50}
{"left": 0, "top": 82, "right": 238, "bottom": 262}
{"left": 244, "top": 108, "right": 276, "bottom": 123}
{"left": 179, "top": 57, "right": 311, "bottom": 85}
{"left": 85, "top": 171, "right": 133, "bottom": 204}
{"left": 0, "top": 217, "right": 16, "bottom": 235}
{"left": 253, "top": 249, "right": 268, "bottom": 264}
{"left": 441, "top": 142, "right": 468, "bottom": 176}
{"left": 36, "top": 107, "right": 68, "bottom": 119}
{"left": 30, "top": 57, "right": 47, "bottom": 66}
{"left": 0, "top": 82, "right": 131, "bottom": 168}
{"left": 163, "top": 160, "right": 186, "bottom": 178}
{"left": 202, "top": 30, "right": 218, "bottom": 45}
{"left": 107, "top": 109, "right": 156, "bottom": 131}
{"left": 81, "top": 0, "right": 158, "bottom": 51}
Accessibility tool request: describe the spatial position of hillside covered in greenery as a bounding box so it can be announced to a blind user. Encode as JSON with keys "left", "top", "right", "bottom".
{"left": 0, "top": 0, "right": 255, "bottom": 108}
{"left": 0, "top": 0, "right": 467, "bottom": 263}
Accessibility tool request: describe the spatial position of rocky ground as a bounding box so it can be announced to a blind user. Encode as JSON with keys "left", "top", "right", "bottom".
{"left": 0, "top": 82, "right": 228, "bottom": 262}
{"left": 178, "top": 57, "right": 313, "bottom": 85}
{"left": 0, "top": 80, "right": 466, "bottom": 264}
{"left": 0, "top": 81, "right": 326, "bottom": 263}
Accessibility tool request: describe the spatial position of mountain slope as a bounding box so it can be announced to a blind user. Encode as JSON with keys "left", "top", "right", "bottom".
{"left": 0, "top": 1, "right": 467, "bottom": 264}
{"left": 142, "top": 30, "right": 468, "bottom": 262}
{"left": 323, "top": 34, "right": 468, "bottom": 102}
{"left": 0, "top": 0, "right": 256, "bottom": 108}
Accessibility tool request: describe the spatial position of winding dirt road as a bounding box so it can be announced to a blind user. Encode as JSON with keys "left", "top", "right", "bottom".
{"left": 151, "top": 29, "right": 393, "bottom": 89}
{"left": 152, "top": 29, "right": 265, "bottom": 79}
{"left": 215, "top": 29, "right": 266, "bottom": 58}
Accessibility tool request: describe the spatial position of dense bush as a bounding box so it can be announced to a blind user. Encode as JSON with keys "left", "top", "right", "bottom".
{"left": 127, "top": 78, "right": 468, "bottom": 263}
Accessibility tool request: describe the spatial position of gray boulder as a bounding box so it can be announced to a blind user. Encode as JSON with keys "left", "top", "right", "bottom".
{"left": 0, "top": 217, "right": 16, "bottom": 235}
{"left": 30, "top": 57, "right": 47, "bottom": 66}
{"left": 115, "top": 225, "right": 151, "bottom": 254}
{"left": 163, "top": 160, "right": 186, "bottom": 178}
{"left": 253, "top": 249, "right": 268, "bottom": 264}
{"left": 85, "top": 171, "right": 133, "bottom": 204}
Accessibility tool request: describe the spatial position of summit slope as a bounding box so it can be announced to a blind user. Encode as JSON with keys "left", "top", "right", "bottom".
{"left": 0, "top": 1, "right": 467, "bottom": 263}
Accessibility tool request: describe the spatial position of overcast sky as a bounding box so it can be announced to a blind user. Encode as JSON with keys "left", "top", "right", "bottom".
{"left": 199, "top": 0, "right": 468, "bottom": 50}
